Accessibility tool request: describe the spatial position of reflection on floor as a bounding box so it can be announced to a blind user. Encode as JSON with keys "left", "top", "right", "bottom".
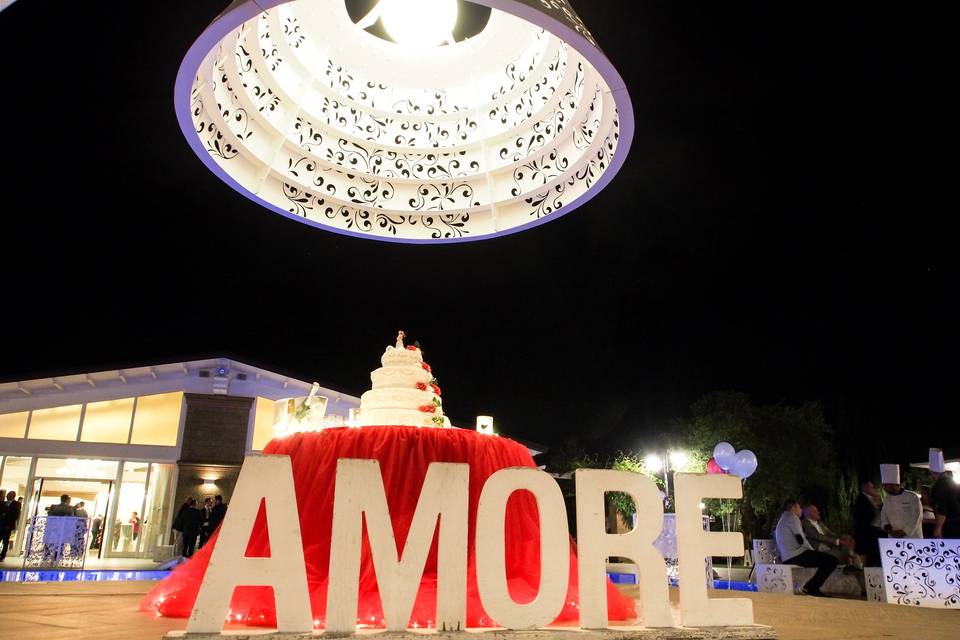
{"left": 0, "top": 556, "right": 160, "bottom": 571}
{"left": 1, "top": 555, "right": 167, "bottom": 582}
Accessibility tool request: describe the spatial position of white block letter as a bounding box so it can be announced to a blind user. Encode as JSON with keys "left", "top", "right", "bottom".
{"left": 674, "top": 473, "right": 753, "bottom": 626}
{"left": 475, "top": 467, "right": 569, "bottom": 629}
{"left": 575, "top": 469, "right": 673, "bottom": 628}
{"left": 326, "top": 459, "right": 468, "bottom": 633}
{"left": 187, "top": 455, "right": 312, "bottom": 633}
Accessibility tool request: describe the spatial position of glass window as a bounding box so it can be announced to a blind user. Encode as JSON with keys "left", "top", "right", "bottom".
{"left": 0, "top": 411, "right": 28, "bottom": 438}
{"left": 27, "top": 405, "right": 82, "bottom": 441}
{"left": 35, "top": 457, "right": 119, "bottom": 480}
{"left": 251, "top": 398, "right": 277, "bottom": 451}
{"left": 0, "top": 456, "right": 31, "bottom": 500}
{"left": 0, "top": 456, "right": 31, "bottom": 552}
{"left": 139, "top": 463, "right": 174, "bottom": 554}
{"left": 80, "top": 398, "right": 134, "bottom": 443}
{"left": 130, "top": 392, "right": 182, "bottom": 446}
{"left": 112, "top": 461, "right": 148, "bottom": 554}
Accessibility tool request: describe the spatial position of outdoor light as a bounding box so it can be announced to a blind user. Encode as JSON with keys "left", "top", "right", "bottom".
{"left": 476, "top": 415, "right": 494, "bottom": 435}
{"left": 644, "top": 453, "right": 663, "bottom": 473}
{"left": 175, "top": 0, "right": 633, "bottom": 243}
{"left": 379, "top": 0, "right": 458, "bottom": 47}
{"left": 669, "top": 450, "right": 689, "bottom": 470}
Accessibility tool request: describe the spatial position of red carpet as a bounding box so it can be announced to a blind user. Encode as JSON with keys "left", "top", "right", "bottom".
{"left": 142, "top": 426, "right": 636, "bottom": 628}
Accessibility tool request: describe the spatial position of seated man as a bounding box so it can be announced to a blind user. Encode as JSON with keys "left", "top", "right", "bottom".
{"left": 802, "top": 503, "right": 862, "bottom": 568}
{"left": 775, "top": 499, "right": 838, "bottom": 597}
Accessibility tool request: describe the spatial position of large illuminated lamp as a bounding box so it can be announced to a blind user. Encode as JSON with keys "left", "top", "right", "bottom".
{"left": 176, "top": 0, "right": 633, "bottom": 243}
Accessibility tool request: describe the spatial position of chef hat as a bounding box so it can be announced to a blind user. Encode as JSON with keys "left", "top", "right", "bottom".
{"left": 929, "top": 448, "right": 946, "bottom": 473}
{"left": 880, "top": 464, "right": 900, "bottom": 485}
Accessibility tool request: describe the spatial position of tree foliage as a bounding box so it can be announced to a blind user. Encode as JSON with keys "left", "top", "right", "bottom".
{"left": 680, "top": 391, "right": 840, "bottom": 537}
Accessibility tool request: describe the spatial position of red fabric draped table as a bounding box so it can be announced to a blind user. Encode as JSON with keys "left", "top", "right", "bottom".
{"left": 142, "top": 426, "right": 636, "bottom": 628}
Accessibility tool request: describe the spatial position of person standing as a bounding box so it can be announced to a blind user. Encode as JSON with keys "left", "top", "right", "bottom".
{"left": 775, "top": 499, "right": 838, "bottom": 597}
{"left": 919, "top": 485, "right": 937, "bottom": 538}
{"left": 853, "top": 479, "right": 884, "bottom": 566}
{"left": 181, "top": 501, "right": 202, "bottom": 558}
{"left": 198, "top": 498, "right": 213, "bottom": 549}
{"left": 129, "top": 512, "right": 141, "bottom": 541}
{"left": 90, "top": 514, "right": 104, "bottom": 550}
{"left": 73, "top": 502, "right": 89, "bottom": 519}
{"left": 172, "top": 497, "right": 193, "bottom": 556}
{"left": 0, "top": 490, "right": 21, "bottom": 562}
{"left": 928, "top": 448, "right": 960, "bottom": 538}
{"left": 47, "top": 494, "right": 74, "bottom": 516}
{"left": 879, "top": 464, "right": 923, "bottom": 539}
{"left": 209, "top": 495, "right": 228, "bottom": 535}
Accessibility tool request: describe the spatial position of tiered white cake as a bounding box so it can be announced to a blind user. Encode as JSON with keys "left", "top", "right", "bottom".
{"left": 357, "top": 332, "right": 449, "bottom": 428}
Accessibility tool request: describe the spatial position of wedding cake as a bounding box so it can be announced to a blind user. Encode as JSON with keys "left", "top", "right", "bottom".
{"left": 357, "top": 331, "right": 449, "bottom": 428}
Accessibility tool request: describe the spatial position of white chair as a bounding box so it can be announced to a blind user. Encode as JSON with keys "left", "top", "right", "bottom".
{"left": 752, "top": 538, "right": 861, "bottom": 596}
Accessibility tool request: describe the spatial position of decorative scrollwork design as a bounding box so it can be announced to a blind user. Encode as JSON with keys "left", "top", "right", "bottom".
{"left": 537, "top": 0, "right": 597, "bottom": 46}
{"left": 880, "top": 539, "right": 960, "bottom": 607}
{"left": 409, "top": 183, "right": 479, "bottom": 211}
{"left": 282, "top": 182, "right": 333, "bottom": 218}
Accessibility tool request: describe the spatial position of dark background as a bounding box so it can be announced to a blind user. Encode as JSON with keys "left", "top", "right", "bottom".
{"left": 0, "top": 1, "right": 949, "bottom": 471}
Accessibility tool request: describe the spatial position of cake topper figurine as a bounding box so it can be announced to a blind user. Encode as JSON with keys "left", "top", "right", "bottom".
{"left": 396, "top": 330, "right": 406, "bottom": 349}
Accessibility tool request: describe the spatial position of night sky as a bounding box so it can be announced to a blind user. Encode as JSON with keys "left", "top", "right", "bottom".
{"left": 0, "top": 2, "right": 948, "bottom": 467}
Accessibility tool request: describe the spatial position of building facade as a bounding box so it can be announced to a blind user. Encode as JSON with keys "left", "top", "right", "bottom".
{"left": 0, "top": 358, "right": 358, "bottom": 561}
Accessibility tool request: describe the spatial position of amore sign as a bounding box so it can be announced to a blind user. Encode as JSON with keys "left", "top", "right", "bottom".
{"left": 186, "top": 456, "right": 754, "bottom": 634}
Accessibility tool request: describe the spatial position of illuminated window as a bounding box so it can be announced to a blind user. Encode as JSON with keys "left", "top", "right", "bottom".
{"left": 0, "top": 456, "right": 31, "bottom": 499}
{"left": 80, "top": 398, "right": 135, "bottom": 443}
{"left": 35, "top": 457, "right": 119, "bottom": 480}
{"left": 251, "top": 398, "right": 277, "bottom": 451}
{"left": 130, "top": 392, "right": 182, "bottom": 446}
{"left": 0, "top": 411, "right": 28, "bottom": 438}
{"left": 27, "top": 405, "right": 82, "bottom": 441}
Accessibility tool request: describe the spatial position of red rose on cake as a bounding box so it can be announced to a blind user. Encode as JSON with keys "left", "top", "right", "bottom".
{"left": 416, "top": 382, "right": 428, "bottom": 391}
{"left": 418, "top": 405, "right": 437, "bottom": 413}
{"left": 407, "top": 345, "right": 419, "bottom": 351}
{"left": 422, "top": 363, "right": 432, "bottom": 372}
{"left": 430, "top": 383, "right": 442, "bottom": 396}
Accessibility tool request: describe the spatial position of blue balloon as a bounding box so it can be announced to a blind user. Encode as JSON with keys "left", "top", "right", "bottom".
{"left": 731, "top": 449, "right": 758, "bottom": 479}
{"left": 713, "top": 442, "right": 736, "bottom": 471}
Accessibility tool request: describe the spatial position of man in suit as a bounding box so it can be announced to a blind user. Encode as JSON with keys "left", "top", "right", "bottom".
{"left": 802, "top": 504, "right": 860, "bottom": 564}
{"left": 208, "top": 495, "right": 228, "bottom": 535}
{"left": 0, "top": 490, "right": 22, "bottom": 561}
{"left": 47, "top": 494, "right": 74, "bottom": 516}
{"left": 929, "top": 448, "right": 960, "bottom": 538}
{"left": 853, "top": 480, "right": 884, "bottom": 567}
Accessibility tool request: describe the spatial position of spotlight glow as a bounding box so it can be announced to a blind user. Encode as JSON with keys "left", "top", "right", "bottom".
{"left": 669, "top": 450, "right": 689, "bottom": 470}
{"left": 380, "top": 0, "right": 458, "bottom": 48}
{"left": 644, "top": 453, "right": 663, "bottom": 473}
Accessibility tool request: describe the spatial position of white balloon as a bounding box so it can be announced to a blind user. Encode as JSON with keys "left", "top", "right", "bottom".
{"left": 713, "top": 442, "right": 736, "bottom": 471}
{"left": 731, "top": 449, "right": 758, "bottom": 479}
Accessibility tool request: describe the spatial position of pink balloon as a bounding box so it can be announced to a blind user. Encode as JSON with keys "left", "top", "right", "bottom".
{"left": 707, "top": 457, "right": 724, "bottom": 474}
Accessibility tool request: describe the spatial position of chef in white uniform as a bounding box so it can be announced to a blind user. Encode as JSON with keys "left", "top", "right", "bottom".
{"left": 879, "top": 463, "right": 923, "bottom": 539}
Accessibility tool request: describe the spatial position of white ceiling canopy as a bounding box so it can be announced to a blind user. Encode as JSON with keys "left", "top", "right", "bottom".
{"left": 177, "top": 0, "right": 633, "bottom": 243}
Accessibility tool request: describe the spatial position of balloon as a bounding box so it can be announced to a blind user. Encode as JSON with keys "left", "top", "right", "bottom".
{"left": 713, "top": 442, "right": 736, "bottom": 471}
{"left": 706, "top": 457, "right": 724, "bottom": 474}
{"left": 731, "top": 449, "right": 758, "bottom": 479}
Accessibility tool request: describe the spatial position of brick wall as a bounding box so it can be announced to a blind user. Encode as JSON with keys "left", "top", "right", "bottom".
{"left": 173, "top": 394, "right": 253, "bottom": 516}
{"left": 179, "top": 394, "right": 253, "bottom": 465}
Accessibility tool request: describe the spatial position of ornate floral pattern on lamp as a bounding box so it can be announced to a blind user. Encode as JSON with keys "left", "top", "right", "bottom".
{"left": 176, "top": 0, "right": 633, "bottom": 243}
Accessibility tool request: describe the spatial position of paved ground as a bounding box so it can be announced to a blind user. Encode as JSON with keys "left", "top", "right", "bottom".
{"left": 0, "top": 581, "right": 955, "bottom": 640}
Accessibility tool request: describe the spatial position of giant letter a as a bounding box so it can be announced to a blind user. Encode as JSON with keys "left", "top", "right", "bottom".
{"left": 187, "top": 454, "right": 312, "bottom": 633}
